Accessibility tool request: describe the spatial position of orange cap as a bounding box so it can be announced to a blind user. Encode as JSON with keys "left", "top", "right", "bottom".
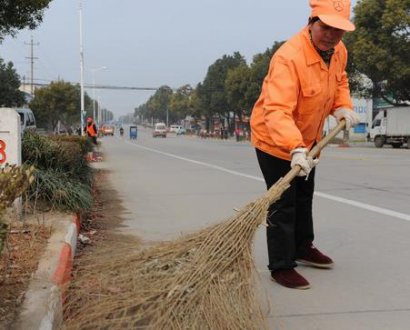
{"left": 310, "top": 0, "right": 355, "bottom": 32}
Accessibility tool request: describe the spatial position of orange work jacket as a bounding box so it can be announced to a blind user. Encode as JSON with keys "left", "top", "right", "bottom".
{"left": 250, "top": 26, "right": 353, "bottom": 161}
{"left": 87, "top": 123, "right": 97, "bottom": 137}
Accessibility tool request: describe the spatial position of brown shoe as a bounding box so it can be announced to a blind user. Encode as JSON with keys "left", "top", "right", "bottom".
{"left": 271, "top": 269, "right": 310, "bottom": 289}
{"left": 296, "top": 245, "right": 334, "bottom": 269}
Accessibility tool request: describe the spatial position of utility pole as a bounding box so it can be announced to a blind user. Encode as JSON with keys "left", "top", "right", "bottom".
{"left": 25, "top": 36, "right": 39, "bottom": 96}
{"left": 79, "top": 0, "right": 85, "bottom": 136}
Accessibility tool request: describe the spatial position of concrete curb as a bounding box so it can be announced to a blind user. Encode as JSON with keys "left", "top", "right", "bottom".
{"left": 15, "top": 213, "right": 80, "bottom": 330}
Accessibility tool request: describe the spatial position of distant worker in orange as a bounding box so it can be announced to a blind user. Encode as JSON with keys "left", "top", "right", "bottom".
{"left": 250, "top": 0, "right": 360, "bottom": 289}
{"left": 85, "top": 117, "right": 98, "bottom": 145}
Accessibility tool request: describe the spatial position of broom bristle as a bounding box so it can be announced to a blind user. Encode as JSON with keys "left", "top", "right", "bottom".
{"left": 64, "top": 179, "right": 290, "bottom": 329}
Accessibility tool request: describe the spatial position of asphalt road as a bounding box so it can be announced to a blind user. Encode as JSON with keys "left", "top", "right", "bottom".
{"left": 98, "top": 126, "right": 410, "bottom": 330}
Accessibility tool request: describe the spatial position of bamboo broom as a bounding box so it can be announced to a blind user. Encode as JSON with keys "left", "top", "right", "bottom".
{"left": 64, "top": 121, "right": 347, "bottom": 330}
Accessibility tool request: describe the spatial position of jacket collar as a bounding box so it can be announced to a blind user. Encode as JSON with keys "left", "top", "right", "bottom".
{"left": 301, "top": 26, "right": 340, "bottom": 67}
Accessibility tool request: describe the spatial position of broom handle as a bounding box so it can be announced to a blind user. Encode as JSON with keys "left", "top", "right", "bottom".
{"left": 278, "top": 120, "right": 346, "bottom": 187}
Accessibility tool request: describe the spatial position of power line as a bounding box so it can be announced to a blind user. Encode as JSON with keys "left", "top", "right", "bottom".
{"left": 90, "top": 84, "right": 159, "bottom": 91}
{"left": 27, "top": 81, "right": 167, "bottom": 91}
{"left": 27, "top": 81, "right": 223, "bottom": 93}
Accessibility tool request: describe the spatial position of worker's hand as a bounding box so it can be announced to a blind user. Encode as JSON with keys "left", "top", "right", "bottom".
{"left": 333, "top": 108, "right": 360, "bottom": 130}
{"left": 290, "top": 148, "right": 319, "bottom": 177}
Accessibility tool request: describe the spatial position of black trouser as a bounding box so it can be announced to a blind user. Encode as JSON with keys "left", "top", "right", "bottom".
{"left": 256, "top": 148, "right": 315, "bottom": 272}
{"left": 88, "top": 136, "right": 98, "bottom": 145}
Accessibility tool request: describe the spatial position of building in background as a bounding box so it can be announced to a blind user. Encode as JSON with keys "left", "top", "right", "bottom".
{"left": 323, "top": 97, "right": 373, "bottom": 140}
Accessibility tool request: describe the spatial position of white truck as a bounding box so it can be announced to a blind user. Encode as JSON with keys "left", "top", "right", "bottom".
{"left": 369, "top": 107, "right": 410, "bottom": 148}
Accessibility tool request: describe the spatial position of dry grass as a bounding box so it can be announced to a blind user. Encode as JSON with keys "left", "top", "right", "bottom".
{"left": 64, "top": 178, "right": 290, "bottom": 330}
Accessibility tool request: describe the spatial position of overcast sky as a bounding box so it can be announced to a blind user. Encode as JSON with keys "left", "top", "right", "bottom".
{"left": 1, "top": 0, "right": 356, "bottom": 119}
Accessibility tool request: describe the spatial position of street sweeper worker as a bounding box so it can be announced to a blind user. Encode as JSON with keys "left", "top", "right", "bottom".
{"left": 250, "top": 0, "right": 360, "bottom": 290}
{"left": 85, "top": 117, "right": 98, "bottom": 145}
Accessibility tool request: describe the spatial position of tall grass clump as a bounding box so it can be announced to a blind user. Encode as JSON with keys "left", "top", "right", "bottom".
{"left": 22, "top": 132, "right": 93, "bottom": 213}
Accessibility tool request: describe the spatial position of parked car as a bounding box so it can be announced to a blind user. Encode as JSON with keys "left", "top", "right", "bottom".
{"left": 15, "top": 108, "right": 36, "bottom": 134}
{"left": 176, "top": 127, "right": 186, "bottom": 135}
{"left": 101, "top": 124, "right": 115, "bottom": 136}
{"left": 153, "top": 123, "right": 167, "bottom": 138}
{"left": 169, "top": 125, "right": 187, "bottom": 135}
{"left": 169, "top": 125, "right": 182, "bottom": 133}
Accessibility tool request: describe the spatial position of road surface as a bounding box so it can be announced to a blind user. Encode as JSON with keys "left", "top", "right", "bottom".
{"left": 97, "top": 126, "right": 410, "bottom": 330}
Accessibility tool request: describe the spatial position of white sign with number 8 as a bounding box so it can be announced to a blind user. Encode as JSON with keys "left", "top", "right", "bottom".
{"left": 0, "top": 108, "right": 21, "bottom": 168}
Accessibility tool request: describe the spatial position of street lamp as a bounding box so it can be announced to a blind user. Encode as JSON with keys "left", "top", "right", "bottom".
{"left": 89, "top": 66, "right": 107, "bottom": 125}
{"left": 96, "top": 90, "right": 103, "bottom": 124}
{"left": 79, "top": 0, "right": 85, "bottom": 135}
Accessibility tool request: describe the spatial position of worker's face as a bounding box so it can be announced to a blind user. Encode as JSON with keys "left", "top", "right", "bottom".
{"left": 310, "top": 20, "right": 345, "bottom": 51}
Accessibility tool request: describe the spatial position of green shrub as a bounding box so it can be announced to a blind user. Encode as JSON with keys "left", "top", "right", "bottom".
{"left": 22, "top": 133, "right": 93, "bottom": 212}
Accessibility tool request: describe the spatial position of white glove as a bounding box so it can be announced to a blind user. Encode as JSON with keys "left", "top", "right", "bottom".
{"left": 333, "top": 108, "right": 360, "bottom": 130}
{"left": 290, "top": 148, "right": 319, "bottom": 177}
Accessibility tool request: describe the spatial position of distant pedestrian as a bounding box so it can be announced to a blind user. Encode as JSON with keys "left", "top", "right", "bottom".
{"left": 224, "top": 128, "right": 229, "bottom": 140}
{"left": 85, "top": 117, "right": 98, "bottom": 145}
{"left": 235, "top": 128, "right": 240, "bottom": 142}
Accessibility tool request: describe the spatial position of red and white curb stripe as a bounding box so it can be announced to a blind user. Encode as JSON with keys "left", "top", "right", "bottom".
{"left": 52, "top": 213, "right": 80, "bottom": 288}
{"left": 16, "top": 213, "right": 81, "bottom": 330}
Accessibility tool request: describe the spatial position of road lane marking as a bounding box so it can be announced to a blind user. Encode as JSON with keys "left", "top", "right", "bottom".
{"left": 314, "top": 192, "right": 410, "bottom": 221}
{"left": 124, "top": 140, "right": 264, "bottom": 182}
{"left": 125, "top": 141, "right": 410, "bottom": 222}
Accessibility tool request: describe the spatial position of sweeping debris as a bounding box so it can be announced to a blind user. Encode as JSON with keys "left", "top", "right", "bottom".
{"left": 64, "top": 122, "right": 346, "bottom": 329}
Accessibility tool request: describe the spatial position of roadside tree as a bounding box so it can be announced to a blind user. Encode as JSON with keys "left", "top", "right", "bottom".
{"left": 169, "top": 84, "right": 193, "bottom": 121}
{"left": 30, "top": 81, "right": 91, "bottom": 131}
{"left": 134, "top": 103, "right": 149, "bottom": 123}
{"left": 225, "top": 63, "right": 251, "bottom": 124}
{"left": 0, "top": 57, "right": 25, "bottom": 106}
{"left": 345, "top": 0, "right": 410, "bottom": 104}
{"left": 201, "top": 52, "right": 246, "bottom": 132}
{"left": 189, "top": 83, "right": 208, "bottom": 124}
{"left": 145, "top": 86, "right": 173, "bottom": 123}
{"left": 0, "top": 0, "right": 52, "bottom": 41}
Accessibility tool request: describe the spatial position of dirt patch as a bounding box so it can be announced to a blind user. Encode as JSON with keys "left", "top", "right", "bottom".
{"left": 76, "top": 168, "right": 139, "bottom": 250}
{"left": 0, "top": 221, "right": 51, "bottom": 328}
{"left": 64, "top": 168, "right": 141, "bottom": 322}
